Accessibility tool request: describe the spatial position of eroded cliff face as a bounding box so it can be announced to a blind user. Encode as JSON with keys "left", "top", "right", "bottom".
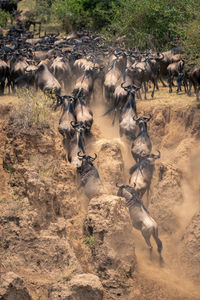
{"left": 0, "top": 102, "right": 200, "bottom": 300}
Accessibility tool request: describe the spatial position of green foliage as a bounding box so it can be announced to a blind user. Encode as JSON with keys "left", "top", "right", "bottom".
{"left": 108, "top": 0, "right": 199, "bottom": 49}
{"left": 0, "top": 9, "right": 10, "bottom": 27}
{"left": 178, "top": 14, "right": 200, "bottom": 65}
{"left": 50, "top": 0, "right": 200, "bottom": 52}
{"left": 34, "top": 0, "right": 52, "bottom": 22}
{"left": 83, "top": 236, "right": 95, "bottom": 248}
{"left": 52, "top": 0, "right": 88, "bottom": 29}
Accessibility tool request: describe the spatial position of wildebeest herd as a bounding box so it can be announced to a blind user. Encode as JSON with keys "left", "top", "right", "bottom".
{"left": 1, "top": 20, "right": 200, "bottom": 265}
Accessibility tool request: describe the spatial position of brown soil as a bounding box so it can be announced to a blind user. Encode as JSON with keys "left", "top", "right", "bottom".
{"left": 0, "top": 86, "right": 200, "bottom": 300}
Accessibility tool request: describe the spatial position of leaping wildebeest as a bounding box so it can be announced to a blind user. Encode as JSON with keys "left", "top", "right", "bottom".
{"left": 67, "top": 121, "right": 86, "bottom": 167}
{"left": 129, "top": 150, "right": 160, "bottom": 207}
{"left": 103, "top": 49, "right": 127, "bottom": 103}
{"left": 117, "top": 183, "right": 163, "bottom": 265}
{"left": 74, "top": 89, "right": 93, "bottom": 134}
{"left": 77, "top": 152, "right": 104, "bottom": 199}
{"left": 119, "top": 83, "right": 141, "bottom": 139}
{"left": 57, "top": 95, "right": 76, "bottom": 138}
{"left": 131, "top": 114, "right": 152, "bottom": 162}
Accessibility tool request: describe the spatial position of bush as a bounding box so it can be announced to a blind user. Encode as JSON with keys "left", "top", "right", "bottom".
{"left": 0, "top": 9, "right": 10, "bottom": 27}
{"left": 178, "top": 14, "right": 200, "bottom": 65}
{"left": 51, "top": 0, "right": 200, "bottom": 53}
{"left": 10, "top": 89, "right": 53, "bottom": 131}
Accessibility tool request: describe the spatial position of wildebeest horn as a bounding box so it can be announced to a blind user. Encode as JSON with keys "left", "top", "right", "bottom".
{"left": 121, "top": 82, "right": 131, "bottom": 91}
{"left": 70, "top": 121, "right": 78, "bottom": 128}
{"left": 116, "top": 183, "right": 123, "bottom": 188}
{"left": 88, "top": 153, "right": 97, "bottom": 161}
{"left": 114, "top": 49, "right": 123, "bottom": 57}
{"left": 133, "top": 116, "right": 139, "bottom": 121}
{"left": 77, "top": 151, "right": 85, "bottom": 159}
{"left": 143, "top": 114, "right": 152, "bottom": 121}
{"left": 131, "top": 84, "right": 142, "bottom": 91}
{"left": 121, "top": 82, "right": 126, "bottom": 88}
{"left": 155, "top": 150, "right": 160, "bottom": 159}
{"left": 156, "top": 53, "right": 164, "bottom": 60}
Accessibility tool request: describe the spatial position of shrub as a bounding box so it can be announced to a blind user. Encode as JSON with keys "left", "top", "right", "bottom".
{"left": 10, "top": 89, "right": 53, "bottom": 131}
{"left": 0, "top": 9, "right": 10, "bottom": 27}
{"left": 51, "top": 0, "right": 200, "bottom": 53}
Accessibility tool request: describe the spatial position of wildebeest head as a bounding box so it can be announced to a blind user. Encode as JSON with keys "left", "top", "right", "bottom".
{"left": 133, "top": 114, "right": 152, "bottom": 132}
{"left": 146, "top": 150, "right": 160, "bottom": 161}
{"left": 77, "top": 152, "right": 97, "bottom": 170}
{"left": 116, "top": 183, "right": 145, "bottom": 208}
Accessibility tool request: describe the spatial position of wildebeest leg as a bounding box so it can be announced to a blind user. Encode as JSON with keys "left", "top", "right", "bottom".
{"left": 196, "top": 85, "right": 200, "bottom": 101}
{"left": 105, "top": 86, "right": 111, "bottom": 103}
{"left": 155, "top": 79, "right": 159, "bottom": 90}
{"left": 144, "top": 82, "right": 147, "bottom": 100}
{"left": 187, "top": 80, "right": 193, "bottom": 96}
{"left": 168, "top": 74, "right": 173, "bottom": 93}
{"left": 136, "top": 89, "right": 142, "bottom": 100}
{"left": 151, "top": 79, "right": 156, "bottom": 98}
{"left": 160, "top": 76, "right": 167, "bottom": 87}
{"left": 171, "top": 75, "right": 175, "bottom": 87}
{"left": 152, "top": 226, "right": 164, "bottom": 266}
{"left": 142, "top": 229, "right": 153, "bottom": 259}
{"left": 119, "top": 127, "right": 123, "bottom": 137}
{"left": 146, "top": 187, "right": 150, "bottom": 208}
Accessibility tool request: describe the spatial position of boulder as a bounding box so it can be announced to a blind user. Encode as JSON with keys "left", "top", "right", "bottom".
{"left": 0, "top": 272, "right": 32, "bottom": 300}
{"left": 49, "top": 273, "right": 103, "bottom": 300}
{"left": 83, "top": 195, "right": 136, "bottom": 282}
{"left": 96, "top": 141, "right": 124, "bottom": 194}
{"left": 180, "top": 212, "right": 200, "bottom": 280}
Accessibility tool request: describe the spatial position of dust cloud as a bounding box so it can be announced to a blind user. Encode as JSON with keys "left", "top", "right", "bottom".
{"left": 87, "top": 83, "right": 200, "bottom": 299}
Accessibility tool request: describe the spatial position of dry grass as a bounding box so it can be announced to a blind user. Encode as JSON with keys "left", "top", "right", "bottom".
{"left": 7, "top": 89, "right": 56, "bottom": 131}
{"left": 1, "top": 84, "right": 197, "bottom": 108}
{"left": 137, "top": 85, "right": 197, "bottom": 109}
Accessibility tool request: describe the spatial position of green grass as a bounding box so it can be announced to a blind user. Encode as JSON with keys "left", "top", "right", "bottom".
{"left": 83, "top": 236, "right": 95, "bottom": 248}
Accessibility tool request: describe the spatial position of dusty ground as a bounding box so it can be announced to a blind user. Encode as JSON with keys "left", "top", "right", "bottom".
{"left": 0, "top": 85, "right": 200, "bottom": 299}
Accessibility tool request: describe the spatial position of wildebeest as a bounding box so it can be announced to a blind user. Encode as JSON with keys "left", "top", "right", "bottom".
{"left": 131, "top": 115, "right": 152, "bottom": 162}
{"left": 103, "top": 50, "right": 127, "bottom": 103}
{"left": 74, "top": 89, "right": 93, "bottom": 133}
{"left": 57, "top": 95, "right": 76, "bottom": 138}
{"left": 117, "top": 184, "right": 163, "bottom": 264}
{"left": 131, "top": 54, "right": 163, "bottom": 99}
{"left": 0, "top": 59, "right": 9, "bottom": 95}
{"left": 129, "top": 150, "right": 160, "bottom": 207}
{"left": 8, "top": 53, "right": 28, "bottom": 92}
{"left": 67, "top": 121, "right": 86, "bottom": 167}
{"left": 77, "top": 152, "right": 104, "bottom": 199}
{"left": 185, "top": 65, "right": 200, "bottom": 101}
{"left": 73, "top": 66, "right": 100, "bottom": 102}
{"left": 119, "top": 83, "right": 140, "bottom": 139}
{"left": 51, "top": 56, "right": 72, "bottom": 91}
{"left": 30, "top": 61, "right": 61, "bottom": 96}
{"left": 167, "top": 59, "right": 185, "bottom": 93}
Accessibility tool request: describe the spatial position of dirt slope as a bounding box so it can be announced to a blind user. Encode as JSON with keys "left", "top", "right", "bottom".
{"left": 0, "top": 89, "right": 200, "bottom": 299}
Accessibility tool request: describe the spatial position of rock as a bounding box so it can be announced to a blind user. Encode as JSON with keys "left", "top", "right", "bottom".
{"left": 180, "top": 212, "right": 200, "bottom": 280}
{"left": 96, "top": 141, "right": 124, "bottom": 194}
{"left": 83, "top": 195, "right": 136, "bottom": 283}
{"left": 49, "top": 273, "right": 103, "bottom": 300}
{"left": 0, "top": 202, "right": 82, "bottom": 278}
{"left": 69, "top": 273, "right": 103, "bottom": 300}
{"left": 0, "top": 272, "right": 32, "bottom": 300}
